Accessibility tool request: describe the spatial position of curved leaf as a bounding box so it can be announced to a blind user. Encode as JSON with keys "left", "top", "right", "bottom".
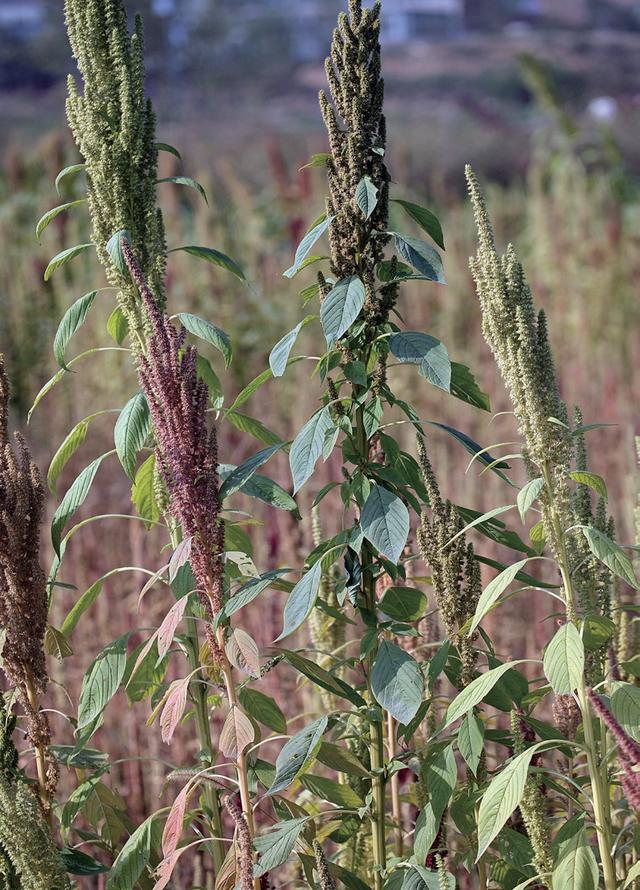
{"left": 77, "top": 634, "right": 129, "bottom": 729}
{"left": 289, "top": 406, "right": 334, "bottom": 493}
{"left": 391, "top": 199, "right": 445, "bottom": 250}
{"left": 468, "top": 559, "right": 530, "bottom": 635}
{"left": 543, "top": 623, "right": 584, "bottom": 694}
{"left": 176, "top": 312, "right": 232, "bottom": 366}
{"left": 284, "top": 214, "right": 332, "bottom": 278}
{"left": 269, "top": 316, "right": 315, "bottom": 377}
{"left": 55, "top": 163, "right": 85, "bottom": 195}
{"left": 114, "top": 392, "right": 151, "bottom": 479}
{"left": 157, "top": 176, "right": 208, "bottom": 204}
{"left": 219, "top": 443, "right": 282, "bottom": 500}
{"left": 390, "top": 232, "right": 445, "bottom": 283}
{"left": 320, "top": 276, "right": 365, "bottom": 346}
{"left": 268, "top": 716, "right": 328, "bottom": 795}
{"left": 444, "top": 660, "right": 529, "bottom": 728}
{"left": 277, "top": 560, "right": 322, "bottom": 640}
{"left": 371, "top": 640, "right": 423, "bottom": 724}
{"left": 581, "top": 526, "right": 638, "bottom": 588}
{"left": 44, "top": 243, "right": 92, "bottom": 281}
{"left": 52, "top": 452, "right": 111, "bottom": 555}
{"left": 169, "top": 245, "right": 245, "bottom": 281}
{"left": 355, "top": 176, "right": 378, "bottom": 219}
{"left": 53, "top": 290, "right": 99, "bottom": 370}
{"left": 36, "top": 199, "right": 85, "bottom": 241}
{"left": 360, "top": 484, "right": 410, "bottom": 563}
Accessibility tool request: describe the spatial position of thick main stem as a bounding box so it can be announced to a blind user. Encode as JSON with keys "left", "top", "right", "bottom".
{"left": 543, "top": 467, "right": 617, "bottom": 890}
{"left": 24, "top": 670, "right": 50, "bottom": 822}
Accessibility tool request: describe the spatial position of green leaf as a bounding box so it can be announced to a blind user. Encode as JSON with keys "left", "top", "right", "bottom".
{"left": 355, "top": 175, "right": 378, "bottom": 219}
{"left": 361, "top": 484, "right": 410, "bottom": 563}
{"left": 106, "top": 230, "right": 131, "bottom": 275}
{"left": 53, "top": 290, "right": 98, "bottom": 371}
{"left": 581, "top": 526, "right": 639, "bottom": 588}
{"left": 107, "top": 306, "right": 129, "bottom": 344}
{"left": 389, "top": 331, "right": 451, "bottom": 392}
{"left": 219, "top": 464, "right": 298, "bottom": 514}
{"left": 320, "top": 276, "right": 366, "bottom": 346}
{"left": 55, "top": 163, "right": 85, "bottom": 195}
{"left": 569, "top": 471, "right": 607, "bottom": 499}
{"left": 378, "top": 586, "right": 426, "bottom": 621}
{"left": 623, "top": 861, "right": 640, "bottom": 888}
{"left": 77, "top": 634, "right": 128, "bottom": 729}
{"left": 444, "top": 660, "right": 529, "bottom": 728}
{"left": 176, "top": 312, "right": 232, "bottom": 367}
{"left": 300, "top": 774, "right": 363, "bottom": 807}
{"left": 458, "top": 712, "right": 485, "bottom": 776}
{"left": 450, "top": 361, "right": 490, "bottom": 411}
{"left": 44, "top": 243, "right": 92, "bottom": 281}
{"left": 415, "top": 745, "right": 457, "bottom": 858}
{"left": 106, "top": 814, "right": 161, "bottom": 890}
{"left": 391, "top": 199, "right": 445, "bottom": 249}
{"left": 300, "top": 153, "right": 330, "bottom": 169}
{"left": 157, "top": 176, "right": 208, "bottom": 204}
{"left": 469, "top": 559, "right": 530, "bottom": 635}
{"left": 610, "top": 682, "right": 640, "bottom": 742}
{"left": 552, "top": 822, "right": 598, "bottom": 890}
{"left": 169, "top": 245, "right": 245, "bottom": 281}
{"left": 36, "top": 199, "right": 85, "bottom": 241}
{"left": 268, "top": 716, "right": 328, "bottom": 794}
{"left": 239, "top": 687, "right": 287, "bottom": 733}
{"left": 218, "top": 569, "right": 290, "bottom": 625}
{"left": 477, "top": 744, "right": 545, "bottom": 860}
{"left": 543, "top": 623, "right": 584, "bottom": 694}
{"left": 51, "top": 453, "right": 110, "bottom": 555}
{"left": 281, "top": 650, "right": 366, "bottom": 707}
{"left": 277, "top": 561, "right": 322, "bottom": 640}
{"left": 390, "top": 232, "right": 445, "bottom": 283}
{"left": 517, "top": 478, "right": 544, "bottom": 523}
{"left": 371, "top": 640, "right": 423, "bottom": 724}
{"left": 289, "top": 406, "right": 334, "bottom": 493}
{"left": 48, "top": 416, "right": 96, "bottom": 495}
{"left": 284, "top": 214, "right": 332, "bottom": 278}
{"left": 219, "top": 444, "right": 282, "bottom": 500}
{"left": 225, "top": 410, "right": 283, "bottom": 446}
{"left": 60, "top": 848, "right": 109, "bottom": 875}
{"left": 61, "top": 578, "right": 104, "bottom": 637}
{"left": 316, "top": 741, "right": 370, "bottom": 777}
{"left": 154, "top": 142, "right": 182, "bottom": 159}
{"left": 196, "top": 354, "right": 223, "bottom": 406}
{"left": 131, "top": 454, "right": 160, "bottom": 527}
{"left": 254, "top": 818, "right": 307, "bottom": 877}
{"left": 114, "top": 393, "right": 150, "bottom": 479}
{"left": 269, "top": 316, "right": 315, "bottom": 377}
{"left": 44, "top": 625, "right": 73, "bottom": 660}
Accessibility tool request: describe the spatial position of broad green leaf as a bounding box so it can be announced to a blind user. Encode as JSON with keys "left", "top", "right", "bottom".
{"left": 361, "top": 484, "right": 410, "bottom": 563}
{"left": 106, "top": 230, "right": 130, "bottom": 275}
{"left": 61, "top": 774, "right": 104, "bottom": 829}
{"left": 131, "top": 454, "right": 160, "bottom": 527}
{"left": 458, "top": 712, "right": 485, "bottom": 776}
{"left": 552, "top": 822, "right": 598, "bottom": 890}
{"left": 107, "top": 306, "right": 128, "bottom": 345}
{"left": 55, "top": 163, "right": 85, "bottom": 195}
{"left": 169, "top": 245, "right": 245, "bottom": 281}
{"left": 582, "top": 614, "right": 616, "bottom": 651}
{"left": 284, "top": 214, "right": 332, "bottom": 278}
{"left": 371, "top": 640, "right": 423, "bottom": 724}
{"left": 610, "top": 682, "right": 640, "bottom": 742}
{"left": 77, "top": 634, "right": 128, "bottom": 729}
{"left": 239, "top": 687, "right": 287, "bottom": 733}
{"left": 569, "top": 471, "right": 607, "bottom": 499}
{"left": 219, "top": 464, "right": 298, "bottom": 514}
{"left": 60, "top": 848, "right": 109, "bottom": 875}
{"left": 154, "top": 142, "right": 182, "bottom": 159}
{"left": 53, "top": 291, "right": 98, "bottom": 370}
{"left": 316, "top": 742, "right": 370, "bottom": 777}
{"left": 415, "top": 745, "right": 457, "bottom": 858}
{"left": 36, "top": 199, "right": 85, "bottom": 241}
{"left": 477, "top": 743, "right": 546, "bottom": 859}
{"left": 157, "top": 175, "right": 208, "bottom": 204}
{"left": 268, "top": 716, "right": 328, "bottom": 794}
{"left": 225, "top": 409, "right": 283, "bottom": 446}
{"left": 378, "top": 586, "right": 426, "bottom": 621}
{"left": 217, "top": 569, "right": 290, "bottom": 625}
{"left": 277, "top": 560, "right": 322, "bottom": 640}
{"left": 401, "top": 867, "right": 455, "bottom": 890}
{"left": 51, "top": 453, "right": 110, "bottom": 555}
{"left": 355, "top": 175, "right": 378, "bottom": 219}
{"left": 281, "top": 650, "right": 366, "bottom": 707}
{"left": 391, "top": 199, "right": 445, "bottom": 249}
{"left": 290, "top": 406, "right": 334, "bottom": 492}
{"left": 450, "top": 361, "right": 490, "bottom": 411}
{"left": 469, "top": 559, "right": 530, "bottom": 635}
{"left": 219, "top": 444, "right": 281, "bottom": 500}
{"left": 543, "top": 623, "right": 584, "bottom": 694}
{"left": 269, "top": 316, "right": 315, "bottom": 377}
{"left": 254, "top": 818, "right": 307, "bottom": 877}
{"left": 300, "top": 774, "right": 363, "bottom": 807}
{"left": 106, "top": 814, "right": 161, "bottom": 890}
{"left": 114, "top": 393, "right": 150, "bottom": 479}
{"left": 176, "top": 312, "right": 232, "bottom": 366}
{"left": 389, "top": 331, "right": 451, "bottom": 391}
{"left": 444, "top": 660, "right": 529, "bottom": 728}
{"left": 320, "top": 276, "right": 366, "bottom": 346}
{"left": 44, "top": 625, "right": 73, "bottom": 660}
{"left": 61, "top": 578, "right": 103, "bottom": 637}
{"left": 44, "top": 243, "right": 92, "bottom": 281}
{"left": 581, "top": 526, "right": 639, "bottom": 588}
{"left": 517, "top": 477, "right": 544, "bottom": 523}
{"left": 48, "top": 416, "right": 94, "bottom": 495}
{"left": 390, "top": 232, "right": 445, "bottom": 283}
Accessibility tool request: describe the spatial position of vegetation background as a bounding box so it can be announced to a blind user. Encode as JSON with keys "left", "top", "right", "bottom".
{"left": 1, "top": 1, "right": 639, "bottom": 881}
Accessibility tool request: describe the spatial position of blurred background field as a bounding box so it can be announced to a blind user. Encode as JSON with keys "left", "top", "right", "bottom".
{"left": 1, "top": 0, "right": 640, "bottom": 871}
